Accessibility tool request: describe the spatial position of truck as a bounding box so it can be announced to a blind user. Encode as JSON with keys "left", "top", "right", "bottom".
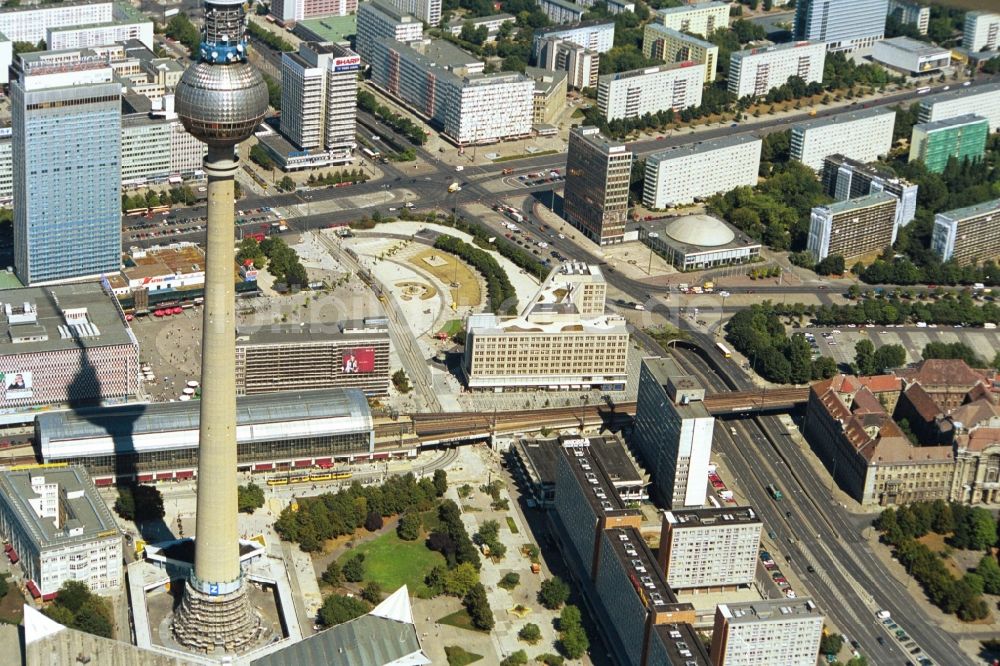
{"left": 703, "top": 281, "right": 715, "bottom": 293}
{"left": 767, "top": 484, "right": 783, "bottom": 501}
{"left": 448, "top": 183, "right": 461, "bottom": 193}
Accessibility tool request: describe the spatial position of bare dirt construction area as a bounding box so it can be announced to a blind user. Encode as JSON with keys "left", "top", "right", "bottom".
{"left": 409, "top": 249, "right": 481, "bottom": 307}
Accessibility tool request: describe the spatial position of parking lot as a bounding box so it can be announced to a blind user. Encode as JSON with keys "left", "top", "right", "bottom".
{"left": 801, "top": 325, "right": 1000, "bottom": 369}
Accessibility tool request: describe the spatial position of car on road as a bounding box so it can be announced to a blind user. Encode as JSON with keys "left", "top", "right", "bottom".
{"left": 806, "top": 565, "right": 815, "bottom": 573}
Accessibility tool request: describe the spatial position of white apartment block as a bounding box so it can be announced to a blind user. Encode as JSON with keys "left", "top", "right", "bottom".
{"left": 643, "top": 135, "right": 762, "bottom": 208}
{"left": 531, "top": 20, "right": 615, "bottom": 61}
{"left": 642, "top": 24, "right": 718, "bottom": 83}
{"left": 659, "top": 508, "right": 762, "bottom": 590}
{"left": 918, "top": 81, "right": 1000, "bottom": 134}
{"left": 386, "top": 0, "right": 442, "bottom": 27}
{"left": 464, "top": 262, "right": 628, "bottom": 391}
{"left": 888, "top": 0, "right": 929, "bottom": 35}
{"left": 270, "top": 0, "right": 358, "bottom": 23}
{"left": 0, "top": 1, "right": 113, "bottom": 44}
{"left": 0, "top": 466, "right": 122, "bottom": 598}
{"left": 537, "top": 36, "right": 600, "bottom": 89}
{"left": 655, "top": 1, "right": 729, "bottom": 38}
{"left": 280, "top": 42, "right": 359, "bottom": 159}
{"left": 170, "top": 120, "right": 207, "bottom": 178}
{"left": 711, "top": 600, "right": 824, "bottom": 666}
{"left": 727, "top": 41, "right": 825, "bottom": 99}
{"left": 790, "top": 107, "right": 895, "bottom": 170}
{"left": 598, "top": 62, "right": 704, "bottom": 122}
{"left": 964, "top": 11, "right": 1000, "bottom": 53}
{"left": 536, "top": 0, "right": 587, "bottom": 25}
{"left": 447, "top": 13, "right": 515, "bottom": 40}
{"left": 355, "top": 0, "right": 424, "bottom": 63}
{"left": 121, "top": 117, "right": 171, "bottom": 186}
{"left": 47, "top": 20, "right": 154, "bottom": 51}
{"left": 370, "top": 38, "right": 532, "bottom": 144}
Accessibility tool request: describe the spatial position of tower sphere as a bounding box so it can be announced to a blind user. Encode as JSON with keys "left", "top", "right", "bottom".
{"left": 175, "top": 62, "right": 268, "bottom": 147}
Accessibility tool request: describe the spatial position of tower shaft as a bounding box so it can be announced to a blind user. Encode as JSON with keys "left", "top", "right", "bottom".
{"left": 192, "top": 145, "right": 240, "bottom": 588}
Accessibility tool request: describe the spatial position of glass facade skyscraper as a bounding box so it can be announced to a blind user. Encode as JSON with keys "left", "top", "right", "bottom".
{"left": 794, "top": 0, "right": 888, "bottom": 51}
{"left": 11, "top": 50, "right": 121, "bottom": 285}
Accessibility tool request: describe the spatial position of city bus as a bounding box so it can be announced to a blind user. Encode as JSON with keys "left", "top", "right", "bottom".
{"left": 361, "top": 147, "right": 382, "bottom": 162}
{"left": 715, "top": 342, "right": 732, "bottom": 358}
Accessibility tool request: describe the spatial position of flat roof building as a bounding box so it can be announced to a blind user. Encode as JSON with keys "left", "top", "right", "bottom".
{"left": 632, "top": 357, "right": 715, "bottom": 508}
{"left": 728, "top": 41, "right": 826, "bottom": 99}
{"left": 12, "top": 49, "right": 122, "bottom": 286}
{"left": 47, "top": 17, "right": 153, "bottom": 52}
{"left": 639, "top": 214, "right": 762, "bottom": 272}
{"left": 278, "top": 41, "right": 359, "bottom": 168}
{"left": 964, "top": 11, "right": 1000, "bottom": 53}
{"left": 820, "top": 154, "right": 918, "bottom": 229}
{"left": 932, "top": 198, "right": 1000, "bottom": 266}
{"left": 658, "top": 507, "right": 762, "bottom": 591}
{"left": 807, "top": 191, "right": 898, "bottom": 262}
{"left": 536, "top": 0, "right": 586, "bottom": 25}
{"left": 872, "top": 36, "right": 951, "bottom": 74}
{"left": 643, "top": 134, "right": 762, "bottom": 209}
{"left": 385, "top": 0, "right": 441, "bottom": 27}
{"left": 531, "top": 20, "right": 615, "bottom": 60}
{"left": 918, "top": 81, "right": 1000, "bottom": 134}
{"left": 526, "top": 67, "right": 568, "bottom": 125}
{"left": 647, "top": 623, "right": 712, "bottom": 666}
{"left": 463, "top": 262, "right": 629, "bottom": 390}
{"left": 888, "top": 0, "right": 929, "bottom": 35}
{"left": 0, "top": 465, "right": 120, "bottom": 598}
{"left": 710, "top": 599, "right": 824, "bottom": 666}
{"left": 370, "top": 37, "right": 533, "bottom": 144}
{"left": 270, "top": 0, "right": 359, "bottom": 23}
{"left": 909, "top": 114, "right": 989, "bottom": 174}
{"left": 236, "top": 321, "right": 390, "bottom": 397}
{"left": 536, "top": 36, "right": 600, "bottom": 89}
{"left": 565, "top": 126, "right": 633, "bottom": 245}
{"left": 598, "top": 61, "right": 705, "bottom": 121}
{"left": 654, "top": 2, "right": 729, "bottom": 38}
{"left": 446, "top": 13, "right": 514, "bottom": 41}
{"left": 790, "top": 106, "right": 895, "bottom": 170}
{"left": 36, "top": 389, "right": 375, "bottom": 484}
{"left": 355, "top": 0, "right": 424, "bottom": 63}
{"left": 642, "top": 25, "right": 718, "bottom": 82}
{"left": 0, "top": 282, "right": 139, "bottom": 420}
{"left": 794, "top": 0, "right": 887, "bottom": 51}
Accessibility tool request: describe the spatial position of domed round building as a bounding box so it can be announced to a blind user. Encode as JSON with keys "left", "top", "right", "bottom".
{"left": 639, "top": 213, "right": 761, "bottom": 271}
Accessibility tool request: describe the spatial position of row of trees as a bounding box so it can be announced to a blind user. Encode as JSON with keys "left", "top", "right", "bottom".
{"left": 875, "top": 502, "right": 999, "bottom": 621}
{"left": 307, "top": 169, "right": 368, "bottom": 186}
{"left": 357, "top": 90, "right": 427, "bottom": 146}
{"left": 259, "top": 237, "right": 308, "bottom": 287}
{"left": 274, "top": 472, "right": 445, "bottom": 551}
{"left": 805, "top": 290, "right": 1000, "bottom": 327}
{"left": 247, "top": 20, "right": 294, "bottom": 52}
{"left": 121, "top": 186, "right": 199, "bottom": 213}
{"left": 725, "top": 304, "right": 838, "bottom": 384}
{"left": 922, "top": 341, "right": 994, "bottom": 369}
{"left": 166, "top": 14, "right": 200, "bottom": 55}
{"left": 424, "top": 499, "right": 494, "bottom": 630}
{"left": 434, "top": 234, "right": 517, "bottom": 314}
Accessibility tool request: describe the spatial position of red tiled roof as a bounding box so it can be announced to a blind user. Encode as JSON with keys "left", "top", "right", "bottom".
{"left": 896, "top": 359, "right": 989, "bottom": 390}
{"left": 963, "top": 427, "right": 1000, "bottom": 452}
{"left": 901, "top": 383, "right": 941, "bottom": 423}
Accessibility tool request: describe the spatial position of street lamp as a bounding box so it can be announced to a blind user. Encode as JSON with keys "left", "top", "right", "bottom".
{"left": 646, "top": 232, "right": 659, "bottom": 275}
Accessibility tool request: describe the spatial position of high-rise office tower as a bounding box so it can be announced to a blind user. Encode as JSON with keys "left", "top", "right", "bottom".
{"left": 564, "top": 126, "right": 632, "bottom": 245}
{"left": 632, "top": 357, "right": 715, "bottom": 508}
{"left": 169, "top": 0, "right": 268, "bottom": 653}
{"left": 10, "top": 49, "right": 121, "bottom": 286}
{"left": 807, "top": 191, "right": 898, "bottom": 262}
{"left": 280, "top": 41, "right": 360, "bottom": 161}
{"left": 794, "top": 0, "right": 888, "bottom": 51}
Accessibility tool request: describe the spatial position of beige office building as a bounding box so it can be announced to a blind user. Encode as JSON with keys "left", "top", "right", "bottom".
{"left": 642, "top": 24, "right": 718, "bottom": 82}
{"left": 464, "top": 262, "right": 628, "bottom": 390}
{"left": 526, "top": 67, "right": 567, "bottom": 125}
{"left": 564, "top": 126, "right": 633, "bottom": 245}
{"left": 807, "top": 191, "right": 898, "bottom": 262}
{"left": 654, "top": 1, "right": 729, "bottom": 38}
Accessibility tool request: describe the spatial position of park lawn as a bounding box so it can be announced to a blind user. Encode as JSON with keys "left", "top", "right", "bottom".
{"left": 338, "top": 530, "right": 445, "bottom": 593}
{"left": 445, "top": 645, "right": 483, "bottom": 666}
{"left": 439, "top": 319, "right": 463, "bottom": 336}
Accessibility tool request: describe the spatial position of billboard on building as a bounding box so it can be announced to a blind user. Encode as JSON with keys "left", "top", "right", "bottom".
{"left": 333, "top": 55, "right": 361, "bottom": 72}
{"left": 2, "top": 371, "right": 33, "bottom": 399}
{"left": 342, "top": 348, "right": 375, "bottom": 374}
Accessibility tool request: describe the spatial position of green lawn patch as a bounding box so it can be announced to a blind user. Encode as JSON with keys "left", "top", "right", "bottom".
{"left": 439, "top": 319, "right": 463, "bottom": 336}
{"left": 445, "top": 645, "right": 484, "bottom": 665}
{"left": 505, "top": 516, "right": 519, "bottom": 534}
{"left": 438, "top": 608, "right": 490, "bottom": 633}
{"left": 337, "top": 530, "right": 445, "bottom": 594}
{"left": 494, "top": 150, "right": 558, "bottom": 163}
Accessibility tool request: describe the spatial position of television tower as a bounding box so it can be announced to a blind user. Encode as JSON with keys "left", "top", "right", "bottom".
{"left": 170, "top": 0, "right": 268, "bottom": 653}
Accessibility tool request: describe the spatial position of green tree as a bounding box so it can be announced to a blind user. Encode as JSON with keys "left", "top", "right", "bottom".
{"left": 787, "top": 334, "right": 814, "bottom": 384}
{"left": 365, "top": 510, "right": 384, "bottom": 532}
{"left": 113, "top": 484, "right": 164, "bottom": 522}
{"left": 55, "top": 580, "right": 92, "bottom": 614}
{"left": 433, "top": 469, "right": 448, "bottom": 496}
{"left": 361, "top": 581, "right": 383, "bottom": 604}
{"left": 43, "top": 604, "right": 75, "bottom": 626}
{"left": 464, "top": 583, "right": 495, "bottom": 630}
{"left": 73, "top": 598, "right": 113, "bottom": 638}
{"left": 318, "top": 594, "right": 370, "bottom": 626}
{"left": 815, "top": 255, "right": 845, "bottom": 276}
{"left": 873, "top": 344, "right": 907, "bottom": 372}
{"left": 392, "top": 369, "right": 411, "bottom": 393}
{"left": 854, "top": 339, "right": 876, "bottom": 375}
{"left": 500, "top": 650, "right": 528, "bottom": 666}
{"left": 558, "top": 605, "right": 589, "bottom": 659}
{"left": 277, "top": 175, "right": 296, "bottom": 192}
{"left": 237, "top": 482, "right": 265, "bottom": 513}
{"left": 444, "top": 562, "right": 480, "bottom": 598}
{"left": 499, "top": 572, "right": 520, "bottom": 590}
{"left": 343, "top": 555, "right": 365, "bottom": 582}
{"left": 819, "top": 632, "right": 843, "bottom": 654}
{"left": 975, "top": 554, "right": 1000, "bottom": 595}
{"left": 538, "top": 576, "right": 570, "bottom": 610}
{"left": 321, "top": 560, "right": 343, "bottom": 586}
{"left": 397, "top": 512, "right": 421, "bottom": 541}
{"left": 518, "top": 622, "right": 542, "bottom": 644}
